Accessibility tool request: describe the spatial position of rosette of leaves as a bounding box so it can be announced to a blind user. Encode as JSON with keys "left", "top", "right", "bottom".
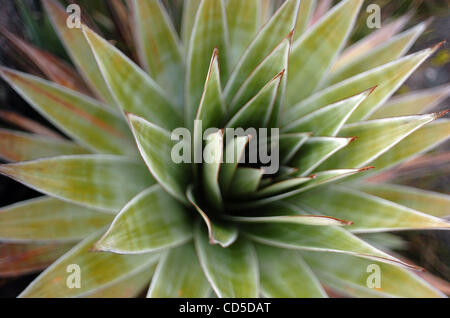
{"left": 0, "top": 0, "right": 449, "bottom": 298}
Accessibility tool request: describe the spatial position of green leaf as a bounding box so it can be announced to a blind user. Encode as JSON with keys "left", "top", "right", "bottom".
{"left": 255, "top": 244, "right": 327, "bottom": 297}
{"left": 93, "top": 186, "right": 192, "bottom": 254}
{"left": 202, "top": 131, "right": 224, "bottom": 209}
{"left": 127, "top": 113, "right": 190, "bottom": 204}
{"left": 293, "top": 186, "right": 449, "bottom": 233}
{"left": 83, "top": 26, "right": 182, "bottom": 131}
{"left": 318, "top": 114, "right": 437, "bottom": 170}
{"left": 195, "top": 223, "right": 259, "bottom": 298}
{"left": 293, "top": 0, "right": 316, "bottom": 40}
{"left": 278, "top": 133, "right": 311, "bottom": 164}
{"left": 228, "top": 37, "right": 289, "bottom": 117}
{"left": 148, "top": 242, "right": 210, "bottom": 298}
{"left": 224, "top": 0, "right": 300, "bottom": 104}
{"left": 42, "top": 0, "right": 116, "bottom": 106}
{"left": 301, "top": 251, "right": 444, "bottom": 298}
{"left": 251, "top": 177, "right": 312, "bottom": 198}
{"left": 19, "top": 230, "right": 160, "bottom": 297}
{"left": 227, "top": 71, "right": 284, "bottom": 129}
{"left": 186, "top": 0, "right": 229, "bottom": 127}
{"left": 0, "top": 129, "right": 88, "bottom": 162}
{"left": 228, "top": 167, "right": 264, "bottom": 197}
{"left": 286, "top": 0, "right": 363, "bottom": 106}
{"left": 86, "top": 263, "right": 156, "bottom": 298}
{"left": 194, "top": 49, "right": 226, "bottom": 171}
{"left": 0, "top": 242, "right": 73, "bottom": 277}
{"left": 371, "top": 84, "right": 450, "bottom": 119}
{"left": 283, "top": 88, "right": 372, "bottom": 135}
{"left": 131, "top": 0, "right": 184, "bottom": 107}
{"left": 290, "top": 137, "right": 352, "bottom": 176}
{"left": 364, "top": 119, "right": 450, "bottom": 175}
{"left": 0, "top": 68, "right": 137, "bottom": 156}
{"left": 357, "top": 183, "right": 450, "bottom": 218}
{"left": 187, "top": 186, "right": 238, "bottom": 247}
{"left": 181, "top": 0, "right": 201, "bottom": 47}
{"left": 226, "top": 0, "right": 260, "bottom": 67}
{"left": 219, "top": 135, "right": 250, "bottom": 192}
{"left": 241, "top": 222, "right": 417, "bottom": 269}
{"left": 332, "top": 14, "right": 412, "bottom": 71}
{"left": 0, "top": 197, "right": 112, "bottom": 243}
{"left": 328, "top": 22, "right": 426, "bottom": 85}
{"left": 285, "top": 47, "right": 438, "bottom": 123}
{"left": 0, "top": 155, "right": 154, "bottom": 212}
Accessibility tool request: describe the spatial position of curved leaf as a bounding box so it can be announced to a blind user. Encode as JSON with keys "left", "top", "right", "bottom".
{"left": 219, "top": 135, "right": 250, "bottom": 192}
{"left": 94, "top": 186, "right": 192, "bottom": 254}
{"left": 148, "top": 242, "right": 210, "bottom": 298}
{"left": 195, "top": 223, "right": 259, "bottom": 298}
{"left": 0, "top": 155, "right": 154, "bottom": 212}
{"left": 202, "top": 131, "right": 224, "bottom": 209}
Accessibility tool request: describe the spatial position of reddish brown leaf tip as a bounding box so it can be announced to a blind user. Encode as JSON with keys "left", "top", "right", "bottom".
{"left": 349, "top": 136, "right": 358, "bottom": 143}
{"left": 431, "top": 40, "right": 446, "bottom": 52}
{"left": 309, "top": 174, "right": 317, "bottom": 179}
{"left": 368, "top": 85, "right": 378, "bottom": 95}
{"left": 434, "top": 109, "right": 450, "bottom": 119}
{"left": 359, "top": 166, "right": 375, "bottom": 172}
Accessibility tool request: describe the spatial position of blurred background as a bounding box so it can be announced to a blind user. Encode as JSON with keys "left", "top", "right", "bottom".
{"left": 0, "top": 0, "right": 449, "bottom": 297}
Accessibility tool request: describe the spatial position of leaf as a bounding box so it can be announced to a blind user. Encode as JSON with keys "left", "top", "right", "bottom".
{"left": 239, "top": 168, "right": 373, "bottom": 209}
{"left": 0, "top": 27, "right": 90, "bottom": 94}
{"left": 181, "top": 0, "right": 201, "bottom": 47}
{"left": 293, "top": 0, "right": 316, "bottom": 40}
{"left": 0, "top": 155, "right": 155, "bottom": 212}
{"left": 42, "top": 0, "right": 116, "bottom": 106}
{"left": 228, "top": 37, "right": 289, "bottom": 117}
{"left": 83, "top": 26, "right": 182, "bottom": 131}
{"left": 202, "top": 131, "right": 224, "bottom": 209}
{"left": 19, "top": 230, "right": 160, "bottom": 298}
{"left": 186, "top": 0, "right": 229, "bottom": 127}
{"left": 0, "top": 242, "right": 73, "bottom": 277}
{"left": 195, "top": 223, "right": 259, "bottom": 298}
{"left": 127, "top": 113, "right": 190, "bottom": 204}
{"left": 255, "top": 244, "right": 327, "bottom": 297}
{"left": 318, "top": 114, "right": 437, "bottom": 170}
{"left": 301, "top": 251, "right": 444, "bottom": 298}
{"left": 283, "top": 88, "right": 373, "bottom": 135}
{"left": 228, "top": 167, "right": 264, "bottom": 197}
{"left": 327, "top": 22, "right": 426, "bottom": 85}
{"left": 219, "top": 135, "right": 250, "bottom": 192}
{"left": 241, "top": 222, "right": 417, "bottom": 269}
{"left": 0, "top": 197, "right": 113, "bottom": 243}
{"left": 251, "top": 177, "right": 313, "bottom": 198}
{"left": 371, "top": 84, "right": 450, "bottom": 119}
{"left": 0, "top": 110, "right": 62, "bottom": 139}
{"left": 131, "top": 0, "right": 184, "bottom": 106}
{"left": 226, "top": 0, "right": 260, "bottom": 67}
{"left": 358, "top": 183, "right": 450, "bottom": 218}
{"left": 290, "top": 137, "right": 353, "bottom": 176}
{"left": 286, "top": 0, "right": 363, "bottom": 106}
{"left": 187, "top": 186, "right": 238, "bottom": 247}
{"left": 227, "top": 71, "right": 284, "bottom": 129}
{"left": 93, "top": 186, "right": 192, "bottom": 254}
{"left": 193, "top": 49, "right": 226, "bottom": 170}
{"left": 0, "top": 129, "right": 88, "bottom": 162}
{"left": 364, "top": 119, "right": 450, "bottom": 174}
{"left": 278, "top": 133, "right": 311, "bottom": 164}
{"left": 86, "top": 263, "right": 156, "bottom": 298}
{"left": 285, "top": 47, "right": 439, "bottom": 123}
{"left": 332, "top": 14, "right": 412, "bottom": 71}
{"left": 224, "top": 0, "right": 300, "bottom": 104}
{"left": 293, "top": 186, "right": 449, "bottom": 233}
{"left": 0, "top": 68, "right": 136, "bottom": 156}
{"left": 148, "top": 242, "right": 210, "bottom": 298}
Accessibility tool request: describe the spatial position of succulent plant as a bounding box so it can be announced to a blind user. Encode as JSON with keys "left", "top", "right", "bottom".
{"left": 0, "top": 0, "right": 449, "bottom": 298}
